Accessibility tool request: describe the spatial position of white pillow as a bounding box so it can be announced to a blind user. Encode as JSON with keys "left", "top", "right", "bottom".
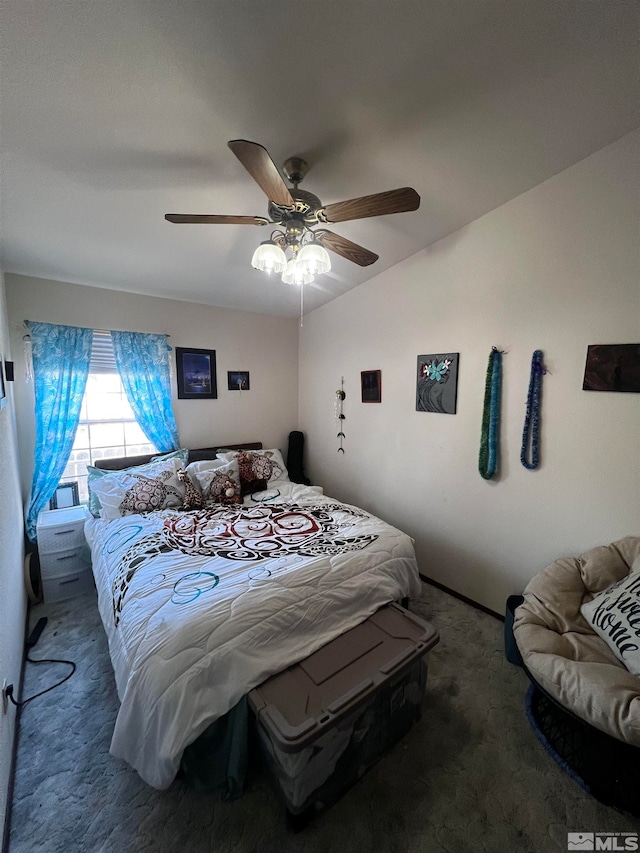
{"left": 581, "top": 559, "right": 640, "bottom": 674}
{"left": 185, "top": 458, "right": 227, "bottom": 480}
{"left": 187, "top": 458, "right": 241, "bottom": 503}
{"left": 89, "top": 457, "right": 186, "bottom": 520}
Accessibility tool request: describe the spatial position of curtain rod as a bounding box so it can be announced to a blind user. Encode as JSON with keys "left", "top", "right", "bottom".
{"left": 24, "top": 321, "right": 170, "bottom": 337}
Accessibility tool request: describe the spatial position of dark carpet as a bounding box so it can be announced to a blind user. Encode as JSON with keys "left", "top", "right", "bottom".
{"left": 8, "top": 583, "right": 639, "bottom": 853}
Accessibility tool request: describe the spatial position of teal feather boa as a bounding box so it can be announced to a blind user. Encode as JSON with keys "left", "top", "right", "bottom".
{"left": 479, "top": 347, "right": 502, "bottom": 480}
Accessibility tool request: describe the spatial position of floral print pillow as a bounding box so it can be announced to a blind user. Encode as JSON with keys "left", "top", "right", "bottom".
{"left": 89, "top": 458, "right": 186, "bottom": 519}
{"left": 216, "top": 449, "right": 289, "bottom": 496}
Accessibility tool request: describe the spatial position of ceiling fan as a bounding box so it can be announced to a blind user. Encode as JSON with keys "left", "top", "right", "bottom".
{"left": 165, "top": 140, "right": 420, "bottom": 286}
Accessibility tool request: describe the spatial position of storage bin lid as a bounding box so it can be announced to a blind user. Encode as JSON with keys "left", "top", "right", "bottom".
{"left": 37, "top": 506, "right": 89, "bottom": 528}
{"left": 249, "top": 603, "right": 439, "bottom": 751}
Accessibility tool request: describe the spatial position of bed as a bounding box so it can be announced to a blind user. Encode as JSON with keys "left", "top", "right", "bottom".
{"left": 85, "top": 442, "right": 422, "bottom": 791}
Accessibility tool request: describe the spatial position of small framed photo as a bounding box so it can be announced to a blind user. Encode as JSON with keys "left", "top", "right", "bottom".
{"left": 50, "top": 482, "right": 80, "bottom": 510}
{"left": 361, "top": 370, "right": 382, "bottom": 403}
{"left": 176, "top": 347, "right": 217, "bottom": 399}
{"left": 227, "top": 371, "right": 250, "bottom": 391}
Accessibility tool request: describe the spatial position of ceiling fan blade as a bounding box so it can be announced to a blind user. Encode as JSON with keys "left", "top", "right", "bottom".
{"left": 228, "top": 140, "right": 294, "bottom": 207}
{"left": 320, "top": 187, "right": 420, "bottom": 224}
{"left": 316, "top": 230, "right": 379, "bottom": 267}
{"left": 165, "top": 214, "right": 268, "bottom": 225}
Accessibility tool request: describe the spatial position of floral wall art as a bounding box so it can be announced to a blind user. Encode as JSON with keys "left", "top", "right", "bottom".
{"left": 416, "top": 353, "right": 459, "bottom": 414}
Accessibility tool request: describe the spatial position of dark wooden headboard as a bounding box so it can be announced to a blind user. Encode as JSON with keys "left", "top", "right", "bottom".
{"left": 93, "top": 442, "right": 263, "bottom": 471}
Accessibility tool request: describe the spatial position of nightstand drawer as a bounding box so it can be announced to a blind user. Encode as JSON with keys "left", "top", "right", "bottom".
{"left": 42, "top": 567, "right": 94, "bottom": 603}
{"left": 37, "top": 506, "right": 89, "bottom": 554}
{"left": 40, "top": 546, "right": 88, "bottom": 579}
{"left": 38, "top": 521, "right": 86, "bottom": 554}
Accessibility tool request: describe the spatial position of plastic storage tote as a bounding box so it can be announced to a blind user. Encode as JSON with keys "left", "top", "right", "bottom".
{"left": 248, "top": 602, "right": 439, "bottom": 825}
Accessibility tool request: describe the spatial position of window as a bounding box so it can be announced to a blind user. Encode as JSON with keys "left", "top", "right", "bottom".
{"left": 58, "top": 332, "right": 157, "bottom": 502}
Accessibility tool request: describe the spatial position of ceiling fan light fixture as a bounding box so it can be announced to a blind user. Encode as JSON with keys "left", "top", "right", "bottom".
{"left": 297, "top": 242, "right": 331, "bottom": 276}
{"left": 251, "top": 241, "right": 287, "bottom": 275}
{"left": 281, "top": 257, "right": 314, "bottom": 286}
{"left": 166, "top": 141, "right": 421, "bottom": 290}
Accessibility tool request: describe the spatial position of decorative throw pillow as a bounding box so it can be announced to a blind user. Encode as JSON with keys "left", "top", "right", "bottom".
{"left": 187, "top": 458, "right": 242, "bottom": 504}
{"left": 87, "top": 466, "right": 108, "bottom": 518}
{"left": 581, "top": 560, "right": 640, "bottom": 674}
{"left": 88, "top": 458, "right": 187, "bottom": 520}
{"left": 237, "top": 451, "right": 273, "bottom": 495}
{"left": 185, "top": 458, "right": 226, "bottom": 480}
{"left": 216, "top": 448, "right": 289, "bottom": 495}
{"left": 86, "top": 448, "right": 188, "bottom": 517}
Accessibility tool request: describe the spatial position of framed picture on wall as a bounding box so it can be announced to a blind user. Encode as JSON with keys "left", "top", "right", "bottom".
{"left": 227, "top": 371, "right": 250, "bottom": 391}
{"left": 582, "top": 344, "right": 640, "bottom": 392}
{"left": 176, "top": 347, "right": 217, "bottom": 399}
{"left": 416, "top": 353, "right": 459, "bottom": 414}
{"left": 361, "top": 370, "right": 382, "bottom": 403}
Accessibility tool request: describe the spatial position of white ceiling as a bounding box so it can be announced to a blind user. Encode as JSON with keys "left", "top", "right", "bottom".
{"left": 1, "top": 0, "right": 638, "bottom": 317}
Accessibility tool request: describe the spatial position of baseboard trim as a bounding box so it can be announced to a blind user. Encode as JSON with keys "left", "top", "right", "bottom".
{"left": 2, "top": 602, "right": 30, "bottom": 853}
{"left": 419, "top": 574, "right": 504, "bottom": 622}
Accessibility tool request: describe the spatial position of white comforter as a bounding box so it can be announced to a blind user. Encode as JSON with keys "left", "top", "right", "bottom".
{"left": 85, "top": 482, "right": 422, "bottom": 788}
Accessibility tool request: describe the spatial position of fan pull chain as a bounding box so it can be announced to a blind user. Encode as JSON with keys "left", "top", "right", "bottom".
{"left": 300, "top": 282, "right": 304, "bottom": 328}
{"left": 521, "top": 350, "right": 546, "bottom": 470}
{"left": 479, "top": 347, "right": 503, "bottom": 480}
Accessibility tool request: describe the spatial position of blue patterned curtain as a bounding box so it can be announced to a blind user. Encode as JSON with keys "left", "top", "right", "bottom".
{"left": 26, "top": 322, "right": 93, "bottom": 540}
{"left": 111, "top": 330, "right": 179, "bottom": 453}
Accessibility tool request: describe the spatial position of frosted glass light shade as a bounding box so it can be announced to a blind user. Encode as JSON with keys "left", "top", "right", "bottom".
{"left": 251, "top": 241, "right": 287, "bottom": 275}
{"left": 281, "top": 258, "right": 314, "bottom": 286}
{"left": 297, "top": 243, "right": 331, "bottom": 276}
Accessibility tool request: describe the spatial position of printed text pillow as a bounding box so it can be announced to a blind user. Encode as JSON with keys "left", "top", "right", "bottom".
{"left": 581, "top": 559, "right": 640, "bottom": 674}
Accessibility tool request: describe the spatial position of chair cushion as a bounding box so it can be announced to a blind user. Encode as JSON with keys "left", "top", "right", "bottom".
{"left": 513, "top": 536, "right": 640, "bottom": 746}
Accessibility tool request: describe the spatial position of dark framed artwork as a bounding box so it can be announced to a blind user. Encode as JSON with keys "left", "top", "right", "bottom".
{"left": 176, "top": 347, "right": 217, "bottom": 399}
{"left": 361, "top": 370, "right": 382, "bottom": 403}
{"left": 416, "top": 353, "right": 459, "bottom": 414}
{"left": 227, "top": 371, "right": 250, "bottom": 391}
{"left": 582, "top": 344, "right": 640, "bottom": 393}
{"left": 49, "top": 481, "right": 80, "bottom": 510}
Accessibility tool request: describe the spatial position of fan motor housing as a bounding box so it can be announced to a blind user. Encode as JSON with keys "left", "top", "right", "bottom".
{"left": 268, "top": 188, "right": 323, "bottom": 226}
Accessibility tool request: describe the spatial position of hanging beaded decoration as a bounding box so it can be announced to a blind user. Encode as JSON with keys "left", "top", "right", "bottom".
{"left": 479, "top": 347, "right": 503, "bottom": 480}
{"left": 520, "top": 349, "right": 546, "bottom": 470}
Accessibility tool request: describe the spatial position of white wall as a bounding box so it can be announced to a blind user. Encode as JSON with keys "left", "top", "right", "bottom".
{"left": 0, "top": 270, "right": 26, "bottom": 841}
{"left": 299, "top": 130, "right": 640, "bottom": 614}
{"left": 5, "top": 276, "right": 299, "bottom": 498}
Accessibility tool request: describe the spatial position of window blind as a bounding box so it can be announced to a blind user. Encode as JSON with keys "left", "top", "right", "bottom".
{"left": 89, "top": 330, "right": 118, "bottom": 374}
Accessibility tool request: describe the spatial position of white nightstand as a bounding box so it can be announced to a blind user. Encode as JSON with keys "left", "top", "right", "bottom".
{"left": 36, "top": 505, "right": 94, "bottom": 603}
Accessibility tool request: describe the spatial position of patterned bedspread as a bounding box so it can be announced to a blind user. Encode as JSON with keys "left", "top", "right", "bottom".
{"left": 85, "top": 482, "right": 422, "bottom": 788}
